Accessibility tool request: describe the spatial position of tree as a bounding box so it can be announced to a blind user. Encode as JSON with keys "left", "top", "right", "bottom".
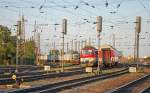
{"left": 24, "top": 39, "right": 35, "bottom": 65}
{"left": 0, "top": 25, "right": 36, "bottom": 65}
{"left": 0, "top": 25, "right": 16, "bottom": 65}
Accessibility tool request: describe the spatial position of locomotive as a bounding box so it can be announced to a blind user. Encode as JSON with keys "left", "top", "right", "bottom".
{"left": 49, "top": 49, "right": 60, "bottom": 62}
{"left": 80, "top": 45, "right": 98, "bottom": 67}
{"left": 64, "top": 51, "right": 80, "bottom": 65}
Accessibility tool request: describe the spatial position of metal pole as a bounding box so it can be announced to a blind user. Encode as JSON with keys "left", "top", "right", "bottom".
{"left": 71, "top": 40, "right": 73, "bottom": 51}
{"left": 38, "top": 33, "right": 41, "bottom": 65}
{"left": 53, "top": 41, "right": 56, "bottom": 63}
{"left": 75, "top": 40, "right": 77, "bottom": 51}
{"left": 66, "top": 42, "right": 69, "bottom": 53}
{"left": 34, "top": 21, "right": 37, "bottom": 65}
{"left": 16, "top": 36, "right": 18, "bottom": 72}
{"left": 61, "top": 32, "right": 64, "bottom": 72}
{"left": 97, "top": 33, "right": 100, "bottom": 74}
{"left": 85, "top": 40, "right": 87, "bottom": 47}
{"left": 78, "top": 41, "right": 80, "bottom": 52}
{"left": 135, "top": 16, "right": 141, "bottom": 68}
{"left": 81, "top": 40, "right": 84, "bottom": 49}
{"left": 113, "top": 34, "right": 115, "bottom": 48}
{"left": 15, "top": 20, "right": 21, "bottom": 73}
{"left": 137, "top": 32, "right": 139, "bottom": 68}
{"left": 134, "top": 31, "right": 137, "bottom": 64}
{"left": 96, "top": 16, "right": 102, "bottom": 74}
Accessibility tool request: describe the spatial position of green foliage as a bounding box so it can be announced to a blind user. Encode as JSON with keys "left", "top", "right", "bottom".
{"left": 24, "top": 40, "right": 35, "bottom": 65}
{"left": 0, "top": 25, "right": 16, "bottom": 65}
{"left": 0, "top": 25, "right": 36, "bottom": 65}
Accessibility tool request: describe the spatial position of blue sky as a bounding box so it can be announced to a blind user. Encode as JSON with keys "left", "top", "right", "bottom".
{"left": 0, "top": 0, "right": 150, "bottom": 57}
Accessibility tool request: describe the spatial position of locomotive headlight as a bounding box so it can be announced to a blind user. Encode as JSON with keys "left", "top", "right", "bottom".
{"left": 80, "top": 58, "right": 83, "bottom": 62}
{"left": 89, "top": 58, "right": 95, "bottom": 62}
{"left": 80, "top": 58, "right": 90, "bottom": 62}
{"left": 80, "top": 58, "right": 96, "bottom": 63}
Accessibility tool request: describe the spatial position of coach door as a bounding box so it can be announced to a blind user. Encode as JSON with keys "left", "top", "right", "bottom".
{"left": 102, "top": 48, "right": 111, "bottom": 66}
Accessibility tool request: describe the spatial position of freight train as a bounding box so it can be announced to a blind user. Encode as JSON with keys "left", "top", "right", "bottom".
{"left": 80, "top": 44, "right": 121, "bottom": 67}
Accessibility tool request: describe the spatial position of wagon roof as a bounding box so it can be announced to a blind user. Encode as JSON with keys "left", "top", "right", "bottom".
{"left": 99, "top": 44, "right": 122, "bottom": 56}
{"left": 99, "top": 44, "right": 116, "bottom": 50}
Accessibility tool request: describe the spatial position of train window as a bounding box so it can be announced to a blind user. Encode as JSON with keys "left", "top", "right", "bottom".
{"left": 82, "top": 50, "right": 93, "bottom": 54}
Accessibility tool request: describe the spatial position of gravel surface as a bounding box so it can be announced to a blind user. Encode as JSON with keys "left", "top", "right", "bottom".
{"left": 60, "top": 67, "right": 150, "bottom": 93}
{"left": 130, "top": 76, "right": 150, "bottom": 93}
{"left": 1, "top": 67, "right": 124, "bottom": 92}
{"left": 20, "top": 67, "right": 123, "bottom": 87}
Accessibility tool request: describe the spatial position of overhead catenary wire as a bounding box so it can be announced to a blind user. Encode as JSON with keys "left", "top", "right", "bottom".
{"left": 0, "top": 0, "right": 150, "bottom": 56}
{"left": 137, "top": 0, "right": 150, "bottom": 16}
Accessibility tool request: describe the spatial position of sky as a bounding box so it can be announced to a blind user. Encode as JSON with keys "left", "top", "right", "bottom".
{"left": 0, "top": 0, "right": 150, "bottom": 57}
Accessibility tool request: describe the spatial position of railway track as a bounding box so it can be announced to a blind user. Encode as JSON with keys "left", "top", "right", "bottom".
{"left": 140, "top": 86, "right": 150, "bottom": 93}
{"left": 7, "top": 68, "right": 129, "bottom": 93}
{"left": 0, "top": 63, "right": 126, "bottom": 79}
{"left": 0, "top": 66, "right": 42, "bottom": 75}
{"left": 108, "top": 74, "right": 150, "bottom": 93}
{"left": 0, "top": 66, "right": 83, "bottom": 79}
{"left": 0, "top": 70, "right": 47, "bottom": 79}
{"left": 0, "top": 67, "right": 84, "bottom": 85}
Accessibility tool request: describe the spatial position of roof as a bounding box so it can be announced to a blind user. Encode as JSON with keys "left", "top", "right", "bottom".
{"left": 81, "top": 45, "right": 97, "bottom": 50}
{"left": 99, "top": 44, "right": 115, "bottom": 50}
{"left": 99, "top": 44, "right": 122, "bottom": 56}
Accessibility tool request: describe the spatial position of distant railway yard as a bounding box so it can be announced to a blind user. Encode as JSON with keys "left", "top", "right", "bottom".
{"left": 0, "top": 63, "right": 149, "bottom": 93}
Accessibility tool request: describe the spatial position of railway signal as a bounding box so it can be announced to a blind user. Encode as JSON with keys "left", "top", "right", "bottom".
{"left": 136, "top": 16, "right": 141, "bottom": 33}
{"left": 134, "top": 16, "right": 141, "bottom": 68}
{"left": 62, "top": 19, "right": 67, "bottom": 35}
{"left": 97, "top": 16, "right": 102, "bottom": 33}
{"left": 61, "top": 18, "right": 68, "bottom": 72}
{"left": 96, "top": 16, "right": 102, "bottom": 74}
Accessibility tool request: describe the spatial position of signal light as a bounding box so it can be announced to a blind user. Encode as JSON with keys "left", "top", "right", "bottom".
{"left": 136, "top": 16, "right": 141, "bottom": 33}
{"left": 62, "top": 18, "right": 67, "bottom": 35}
{"left": 97, "top": 16, "right": 102, "bottom": 32}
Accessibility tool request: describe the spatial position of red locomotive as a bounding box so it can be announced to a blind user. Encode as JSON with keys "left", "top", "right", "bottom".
{"left": 80, "top": 45, "right": 98, "bottom": 67}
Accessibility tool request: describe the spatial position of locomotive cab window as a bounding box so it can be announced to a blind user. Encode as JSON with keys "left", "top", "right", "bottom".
{"left": 82, "top": 50, "right": 94, "bottom": 54}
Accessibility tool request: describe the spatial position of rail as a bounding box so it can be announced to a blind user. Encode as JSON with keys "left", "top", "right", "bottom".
{"left": 107, "top": 74, "right": 150, "bottom": 93}
{"left": 7, "top": 68, "right": 129, "bottom": 93}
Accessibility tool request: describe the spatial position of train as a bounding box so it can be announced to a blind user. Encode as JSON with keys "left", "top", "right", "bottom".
{"left": 80, "top": 44, "right": 121, "bottom": 67}
{"left": 64, "top": 51, "right": 80, "bottom": 65}
{"left": 80, "top": 45, "right": 98, "bottom": 67}
{"left": 45, "top": 49, "right": 80, "bottom": 65}
{"left": 48, "top": 49, "right": 60, "bottom": 62}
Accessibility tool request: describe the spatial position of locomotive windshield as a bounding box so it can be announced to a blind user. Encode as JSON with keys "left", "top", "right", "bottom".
{"left": 82, "top": 50, "right": 94, "bottom": 54}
